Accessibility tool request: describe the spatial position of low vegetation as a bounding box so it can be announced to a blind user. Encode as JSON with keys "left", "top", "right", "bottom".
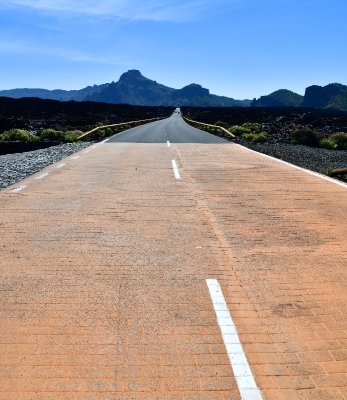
{"left": 182, "top": 107, "right": 347, "bottom": 150}
{"left": 0, "top": 129, "right": 39, "bottom": 143}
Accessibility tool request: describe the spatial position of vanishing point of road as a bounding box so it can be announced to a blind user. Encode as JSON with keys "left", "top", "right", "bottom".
{"left": 1, "top": 113, "right": 346, "bottom": 400}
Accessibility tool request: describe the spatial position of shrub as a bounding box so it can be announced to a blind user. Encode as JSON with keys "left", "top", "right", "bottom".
{"left": 64, "top": 130, "right": 83, "bottom": 142}
{"left": 40, "top": 129, "right": 66, "bottom": 141}
{"left": 291, "top": 127, "right": 321, "bottom": 147}
{"left": 0, "top": 129, "right": 39, "bottom": 142}
{"left": 242, "top": 133, "right": 256, "bottom": 141}
{"left": 329, "top": 132, "right": 347, "bottom": 150}
{"left": 253, "top": 132, "right": 268, "bottom": 142}
{"left": 230, "top": 125, "right": 252, "bottom": 136}
{"left": 242, "top": 122, "right": 261, "bottom": 132}
{"left": 320, "top": 138, "right": 336, "bottom": 150}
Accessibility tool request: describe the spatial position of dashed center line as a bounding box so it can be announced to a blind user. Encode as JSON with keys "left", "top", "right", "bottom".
{"left": 206, "top": 279, "right": 263, "bottom": 400}
{"left": 171, "top": 159, "right": 181, "bottom": 180}
{"left": 167, "top": 141, "right": 171, "bottom": 147}
{"left": 11, "top": 185, "right": 28, "bottom": 193}
{"left": 35, "top": 173, "right": 49, "bottom": 180}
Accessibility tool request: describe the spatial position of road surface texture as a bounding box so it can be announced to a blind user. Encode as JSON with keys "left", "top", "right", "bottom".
{"left": 1, "top": 113, "right": 346, "bottom": 400}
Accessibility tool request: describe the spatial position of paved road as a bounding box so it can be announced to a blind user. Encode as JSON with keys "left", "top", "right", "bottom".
{"left": 107, "top": 112, "right": 226, "bottom": 143}
{"left": 1, "top": 115, "right": 346, "bottom": 400}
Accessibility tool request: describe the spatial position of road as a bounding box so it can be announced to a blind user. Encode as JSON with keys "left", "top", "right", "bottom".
{"left": 1, "top": 114, "right": 346, "bottom": 400}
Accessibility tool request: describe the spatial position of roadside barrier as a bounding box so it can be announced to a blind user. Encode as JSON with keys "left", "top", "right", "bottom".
{"left": 183, "top": 117, "right": 236, "bottom": 139}
{"left": 77, "top": 118, "right": 160, "bottom": 140}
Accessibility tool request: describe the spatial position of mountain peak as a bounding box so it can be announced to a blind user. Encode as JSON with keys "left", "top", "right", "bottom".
{"left": 119, "top": 69, "right": 145, "bottom": 81}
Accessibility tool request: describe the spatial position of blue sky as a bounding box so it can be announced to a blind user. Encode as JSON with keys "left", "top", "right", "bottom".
{"left": 0, "top": 0, "right": 346, "bottom": 99}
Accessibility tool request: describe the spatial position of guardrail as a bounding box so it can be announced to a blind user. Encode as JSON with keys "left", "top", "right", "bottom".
{"left": 77, "top": 118, "right": 160, "bottom": 140}
{"left": 183, "top": 117, "right": 236, "bottom": 139}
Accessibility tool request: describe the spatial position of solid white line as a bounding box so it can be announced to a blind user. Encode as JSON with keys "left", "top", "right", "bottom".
{"left": 167, "top": 141, "right": 171, "bottom": 147}
{"left": 11, "top": 185, "right": 28, "bottom": 193}
{"left": 206, "top": 279, "right": 263, "bottom": 400}
{"left": 172, "top": 159, "right": 181, "bottom": 180}
{"left": 236, "top": 144, "right": 347, "bottom": 189}
{"left": 72, "top": 156, "right": 80, "bottom": 160}
{"left": 101, "top": 139, "right": 109, "bottom": 143}
{"left": 56, "top": 163, "right": 66, "bottom": 169}
{"left": 35, "top": 173, "right": 49, "bottom": 180}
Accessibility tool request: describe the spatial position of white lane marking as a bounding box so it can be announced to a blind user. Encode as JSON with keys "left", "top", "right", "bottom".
{"left": 167, "top": 141, "right": 171, "bottom": 147}
{"left": 83, "top": 149, "right": 90, "bottom": 154}
{"left": 11, "top": 185, "right": 28, "bottom": 193}
{"left": 206, "top": 279, "right": 263, "bottom": 400}
{"left": 101, "top": 139, "right": 109, "bottom": 143}
{"left": 172, "top": 160, "right": 181, "bottom": 180}
{"left": 56, "top": 163, "right": 66, "bottom": 169}
{"left": 236, "top": 144, "right": 347, "bottom": 189}
{"left": 72, "top": 156, "right": 80, "bottom": 160}
{"left": 35, "top": 173, "right": 49, "bottom": 180}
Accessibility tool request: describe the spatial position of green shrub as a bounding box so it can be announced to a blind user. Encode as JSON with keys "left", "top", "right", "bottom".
{"left": 291, "top": 127, "right": 321, "bottom": 147}
{"left": 242, "top": 122, "right": 261, "bottom": 132}
{"left": 0, "top": 129, "right": 39, "bottom": 142}
{"left": 320, "top": 138, "right": 336, "bottom": 150}
{"left": 230, "top": 125, "right": 252, "bottom": 136}
{"left": 253, "top": 132, "right": 268, "bottom": 142}
{"left": 64, "top": 130, "right": 83, "bottom": 142}
{"left": 329, "top": 132, "right": 347, "bottom": 150}
{"left": 242, "top": 133, "right": 256, "bottom": 141}
{"left": 40, "top": 129, "right": 66, "bottom": 141}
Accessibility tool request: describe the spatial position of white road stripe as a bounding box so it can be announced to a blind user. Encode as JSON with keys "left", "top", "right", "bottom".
{"left": 101, "top": 139, "right": 109, "bottom": 143}
{"left": 11, "top": 185, "right": 28, "bottom": 193}
{"left": 83, "top": 149, "right": 90, "bottom": 154}
{"left": 72, "top": 156, "right": 80, "bottom": 160}
{"left": 206, "top": 279, "right": 263, "bottom": 400}
{"left": 167, "top": 141, "right": 171, "bottom": 147}
{"left": 237, "top": 144, "right": 347, "bottom": 189}
{"left": 172, "top": 160, "right": 181, "bottom": 180}
{"left": 56, "top": 163, "right": 66, "bottom": 169}
{"left": 35, "top": 173, "right": 49, "bottom": 180}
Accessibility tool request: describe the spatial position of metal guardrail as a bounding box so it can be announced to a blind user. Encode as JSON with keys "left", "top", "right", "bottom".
{"left": 77, "top": 118, "right": 160, "bottom": 140}
{"left": 183, "top": 117, "right": 236, "bottom": 139}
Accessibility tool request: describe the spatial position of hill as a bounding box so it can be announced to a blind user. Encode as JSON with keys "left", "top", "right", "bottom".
{"left": 252, "top": 83, "right": 347, "bottom": 112}
{"left": 0, "top": 70, "right": 250, "bottom": 107}
{"left": 251, "top": 89, "right": 304, "bottom": 107}
{"left": 302, "top": 83, "right": 347, "bottom": 111}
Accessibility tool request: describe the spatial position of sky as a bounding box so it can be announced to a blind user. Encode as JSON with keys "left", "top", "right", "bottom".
{"left": 0, "top": 0, "right": 346, "bottom": 99}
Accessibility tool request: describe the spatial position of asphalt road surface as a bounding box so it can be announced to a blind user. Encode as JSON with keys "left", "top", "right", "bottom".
{"left": 1, "top": 114, "right": 346, "bottom": 400}
{"left": 107, "top": 112, "right": 227, "bottom": 143}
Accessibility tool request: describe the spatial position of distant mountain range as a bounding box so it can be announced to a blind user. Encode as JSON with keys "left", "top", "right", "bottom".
{"left": 0, "top": 70, "right": 249, "bottom": 108}
{"left": 251, "top": 83, "right": 347, "bottom": 111}
{"left": 0, "top": 70, "right": 346, "bottom": 111}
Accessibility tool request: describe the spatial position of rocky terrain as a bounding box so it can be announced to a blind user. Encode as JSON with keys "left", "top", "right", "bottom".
{"left": 0, "top": 142, "right": 91, "bottom": 189}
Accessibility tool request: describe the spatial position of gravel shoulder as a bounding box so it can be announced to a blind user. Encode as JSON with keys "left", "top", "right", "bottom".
{"left": 0, "top": 142, "right": 92, "bottom": 189}
{"left": 236, "top": 140, "right": 347, "bottom": 177}
{"left": 1, "top": 140, "right": 346, "bottom": 190}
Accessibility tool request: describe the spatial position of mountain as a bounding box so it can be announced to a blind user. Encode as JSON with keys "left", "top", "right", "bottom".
{"left": 0, "top": 70, "right": 250, "bottom": 107}
{"left": 302, "top": 83, "right": 347, "bottom": 111}
{"left": 251, "top": 89, "right": 304, "bottom": 107}
{"left": 251, "top": 83, "right": 347, "bottom": 111}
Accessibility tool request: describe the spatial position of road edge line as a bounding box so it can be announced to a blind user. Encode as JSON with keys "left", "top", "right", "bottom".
{"left": 235, "top": 144, "right": 347, "bottom": 189}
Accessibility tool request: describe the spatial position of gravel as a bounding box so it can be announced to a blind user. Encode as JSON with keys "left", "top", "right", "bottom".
{"left": 236, "top": 140, "right": 347, "bottom": 177}
{"left": 0, "top": 142, "right": 92, "bottom": 189}
{"left": 1, "top": 140, "right": 346, "bottom": 190}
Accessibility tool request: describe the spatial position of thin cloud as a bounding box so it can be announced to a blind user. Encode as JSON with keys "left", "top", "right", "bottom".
{"left": 0, "top": 39, "right": 131, "bottom": 65}
{"left": 1, "top": 0, "right": 233, "bottom": 22}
